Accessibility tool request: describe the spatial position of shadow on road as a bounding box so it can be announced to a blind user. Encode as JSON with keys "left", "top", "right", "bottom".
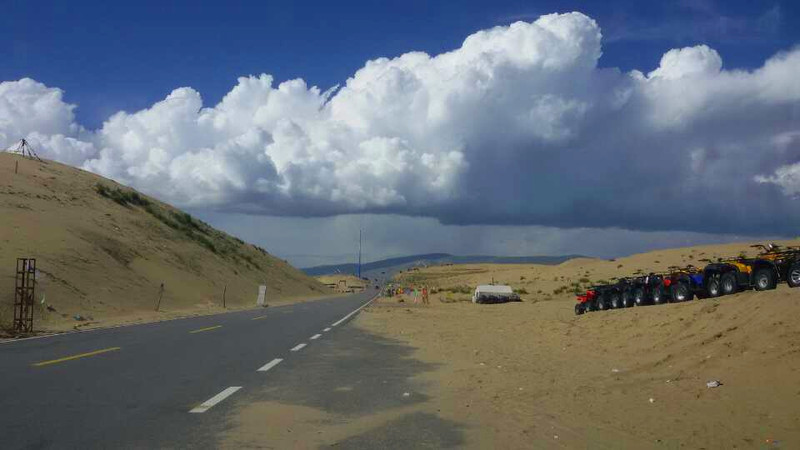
{"left": 335, "top": 412, "right": 464, "bottom": 449}
{"left": 221, "top": 324, "right": 466, "bottom": 448}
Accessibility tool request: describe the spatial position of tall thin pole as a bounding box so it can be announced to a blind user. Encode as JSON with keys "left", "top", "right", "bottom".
{"left": 358, "top": 229, "right": 362, "bottom": 279}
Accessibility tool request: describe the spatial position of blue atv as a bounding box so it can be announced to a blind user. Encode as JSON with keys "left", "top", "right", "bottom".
{"left": 662, "top": 265, "right": 717, "bottom": 302}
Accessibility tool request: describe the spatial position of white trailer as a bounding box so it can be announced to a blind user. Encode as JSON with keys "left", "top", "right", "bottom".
{"left": 472, "top": 285, "right": 520, "bottom": 304}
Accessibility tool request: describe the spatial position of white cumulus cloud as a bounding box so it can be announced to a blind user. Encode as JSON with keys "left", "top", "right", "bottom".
{"left": 1, "top": 12, "right": 799, "bottom": 235}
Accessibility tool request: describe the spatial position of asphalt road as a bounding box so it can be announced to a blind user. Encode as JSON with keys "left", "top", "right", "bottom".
{"left": 0, "top": 289, "right": 378, "bottom": 449}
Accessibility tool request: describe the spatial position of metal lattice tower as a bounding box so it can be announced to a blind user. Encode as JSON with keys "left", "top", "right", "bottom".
{"left": 13, "top": 258, "right": 37, "bottom": 333}
{"left": 5, "top": 139, "right": 43, "bottom": 162}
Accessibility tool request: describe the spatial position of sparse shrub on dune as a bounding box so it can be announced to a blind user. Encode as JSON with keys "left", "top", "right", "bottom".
{"left": 444, "top": 285, "right": 472, "bottom": 294}
{"left": 95, "top": 182, "right": 267, "bottom": 267}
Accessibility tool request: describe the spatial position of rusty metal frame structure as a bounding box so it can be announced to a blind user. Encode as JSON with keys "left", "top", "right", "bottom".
{"left": 13, "top": 258, "right": 36, "bottom": 333}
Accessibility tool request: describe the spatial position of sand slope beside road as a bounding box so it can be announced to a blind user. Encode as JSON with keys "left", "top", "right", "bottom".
{"left": 357, "top": 245, "right": 800, "bottom": 448}
{"left": 0, "top": 154, "right": 330, "bottom": 334}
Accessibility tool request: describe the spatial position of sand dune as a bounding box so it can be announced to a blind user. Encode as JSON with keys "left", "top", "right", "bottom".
{"left": 0, "top": 153, "right": 330, "bottom": 334}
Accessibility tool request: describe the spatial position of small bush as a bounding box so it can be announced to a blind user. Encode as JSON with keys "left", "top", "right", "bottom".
{"left": 444, "top": 285, "right": 472, "bottom": 294}
{"left": 95, "top": 183, "right": 150, "bottom": 208}
{"left": 195, "top": 234, "right": 217, "bottom": 254}
{"left": 241, "top": 253, "right": 262, "bottom": 270}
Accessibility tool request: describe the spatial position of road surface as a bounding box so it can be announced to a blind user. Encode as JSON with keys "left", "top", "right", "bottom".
{"left": 0, "top": 290, "right": 379, "bottom": 449}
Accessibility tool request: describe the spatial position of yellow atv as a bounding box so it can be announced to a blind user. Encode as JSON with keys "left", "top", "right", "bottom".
{"left": 702, "top": 252, "right": 780, "bottom": 295}
{"left": 750, "top": 244, "right": 800, "bottom": 288}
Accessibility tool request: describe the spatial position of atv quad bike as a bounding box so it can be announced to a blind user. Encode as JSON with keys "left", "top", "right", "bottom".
{"left": 751, "top": 244, "right": 800, "bottom": 288}
{"left": 702, "top": 251, "right": 782, "bottom": 296}
{"left": 597, "top": 280, "right": 633, "bottom": 310}
{"left": 626, "top": 273, "right": 673, "bottom": 305}
{"left": 574, "top": 282, "right": 627, "bottom": 314}
{"left": 661, "top": 265, "right": 714, "bottom": 302}
{"left": 575, "top": 289, "right": 596, "bottom": 315}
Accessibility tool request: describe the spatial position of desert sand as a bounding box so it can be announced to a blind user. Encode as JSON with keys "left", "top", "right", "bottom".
{"left": 354, "top": 241, "right": 800, "bottom": 448}
{"left": 221, "top": 241, "right": 800, "bottom": 448}
{"left": 0, "top": 153, "right": 331, "bottom": 335}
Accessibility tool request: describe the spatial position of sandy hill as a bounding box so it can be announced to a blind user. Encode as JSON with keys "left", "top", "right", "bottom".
{"left": 315, "top": 274, "right": 367, "bottom": 293}
{"left": 0, "top": 153, "right": 330, "bottom": 334}
{"left": 344, "top": 240, "right": 800, "bottom": 448}
{"left": 392, "top": 239, "right": 800, "bottom": 300}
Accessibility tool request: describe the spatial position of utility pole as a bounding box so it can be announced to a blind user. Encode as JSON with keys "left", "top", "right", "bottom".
{"left": 155, "top": 283, "right": 164, "bottom": 311}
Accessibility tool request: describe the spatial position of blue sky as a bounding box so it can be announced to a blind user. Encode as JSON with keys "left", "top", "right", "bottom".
{"left": 3, "top": 0, "right": 796, "bottom": 129}
{"left": 2, "top": 1, "right": 799, "bottom": 266}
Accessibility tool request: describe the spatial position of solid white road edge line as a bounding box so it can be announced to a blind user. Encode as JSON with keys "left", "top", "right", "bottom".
{"left": 291, "top": 343, "right": 307, "bottom": 352}
{"left": 331, "top": 295, "right": 378, "bottom": 327}
{"left": 310, "top": 334, "right": 322, "bottom": 340}
{"left": 189, "top": 386, "right": 242, "bottom": 414}
{"left": 257, "top": 358, "right": 283, "bottom": 372}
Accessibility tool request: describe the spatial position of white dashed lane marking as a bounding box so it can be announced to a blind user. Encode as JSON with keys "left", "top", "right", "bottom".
{"left": 257, "top": 358, "right": 283, "bottom": 372}
{"left": 291, "top": 343, "right": 307, "bottom": 352}
{"left": 189, "top": 386, "right": 242, "bottom": 414}
{"left": 323, "top": 327, "right": 331, "bottom": 332}
{"left": 310, "top": 334, "right": 322, "bottom": 340}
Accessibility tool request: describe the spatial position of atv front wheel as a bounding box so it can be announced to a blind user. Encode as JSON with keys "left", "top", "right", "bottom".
{"left": 706, "top": 277, "right": 722, "bottom": 297}
{"left": 575, "top": 303, "right": 585, "bottom": 315}
{"left": 633, "top": 288, "right": 648, "bottom": 306}
{"left": 652, "top": 285, "right": 668, "bottom": 305}
{"left": 610, "top": 293, "right": 622, "bottom": 309}
{"left": 720, "top": 272, "right": 738, "bottom": 295}
{"left": 788, "top": 264, "right": 800, "bottom": 288}
{"left": 671, "top": 282, "right": 693, "bottom": 302}
{"left": 621, "top": 290, "right": 634, "bottom": 308}
{"left": 753, "top": 268, "right": 777, "bottom": 291}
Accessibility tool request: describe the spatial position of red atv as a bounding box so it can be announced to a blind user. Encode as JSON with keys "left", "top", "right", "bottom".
{"left": 574, "top": 289, "right": 598, "bottom": 315}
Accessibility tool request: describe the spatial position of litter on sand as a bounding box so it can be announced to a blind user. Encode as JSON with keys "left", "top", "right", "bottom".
{"left": 706, "top": 380, "right": 722, "bottom": 388}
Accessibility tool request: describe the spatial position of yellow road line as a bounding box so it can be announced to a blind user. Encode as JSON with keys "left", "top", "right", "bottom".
{"left": 251, "top": 315, "right": 268, "bottom": 320}
{"left": 33, "top": 347, "right": 121, "bottom": 367}
{"left": 189, "top": 325, "right": 222, "bottom": 334}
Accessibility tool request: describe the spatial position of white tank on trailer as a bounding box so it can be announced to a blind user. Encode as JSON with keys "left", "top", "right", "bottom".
{"left": 472, "top": 285, "right": 519, "bottom": 304}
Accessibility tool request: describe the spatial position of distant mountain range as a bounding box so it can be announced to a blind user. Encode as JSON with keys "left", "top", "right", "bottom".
{"left": 301, "top": 253, "right": 586, "bottom": 276}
